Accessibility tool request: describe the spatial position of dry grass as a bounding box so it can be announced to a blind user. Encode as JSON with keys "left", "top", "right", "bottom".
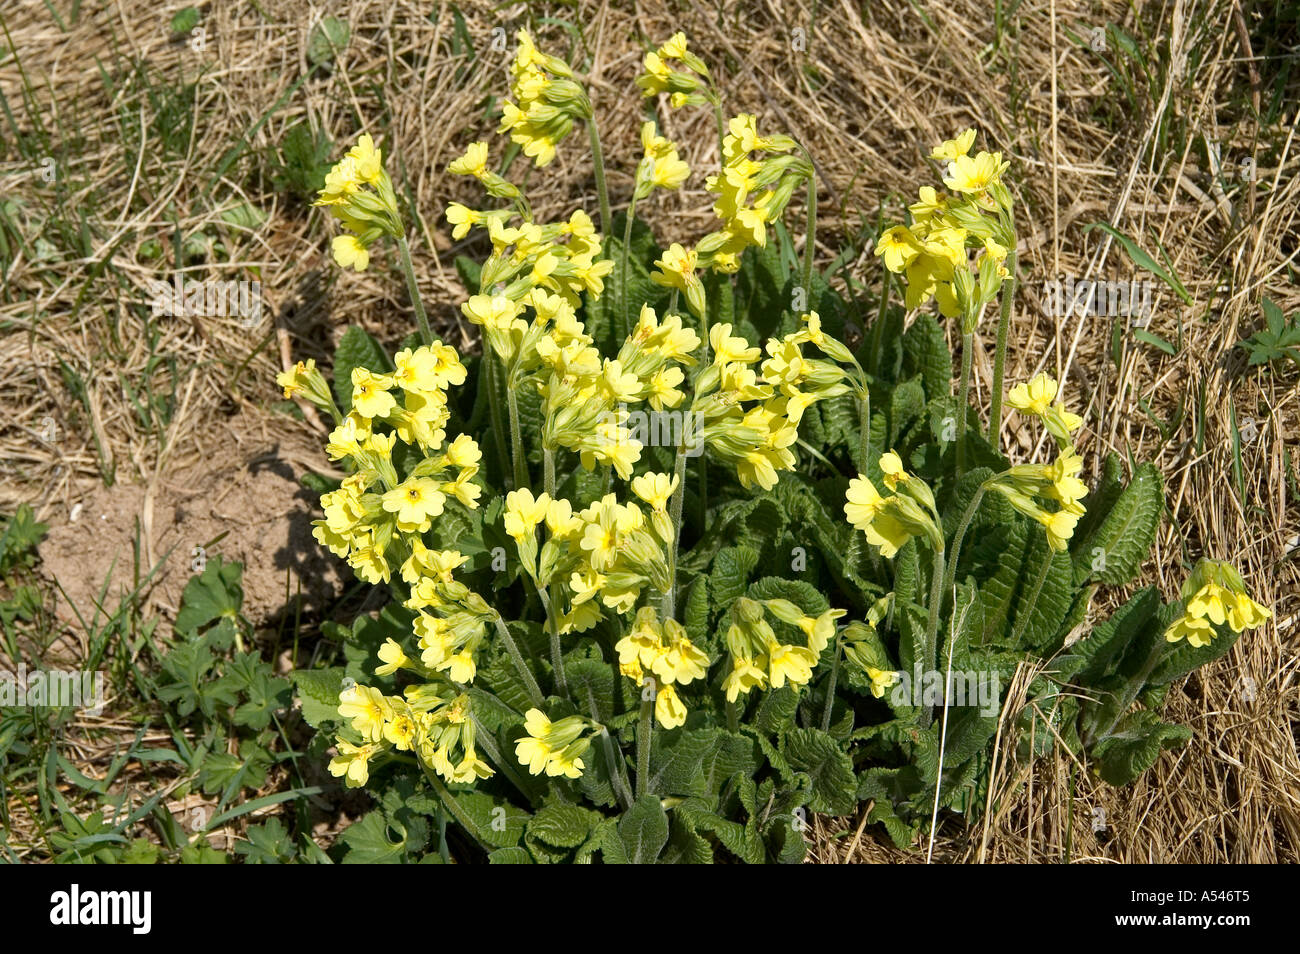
{"left": 1, "top": 0, "right": 1296, "bottom": 862}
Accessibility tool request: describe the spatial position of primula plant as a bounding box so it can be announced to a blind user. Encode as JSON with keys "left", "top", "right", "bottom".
{"left": 278, "top": 31, "right": 1270, "bottom": 863}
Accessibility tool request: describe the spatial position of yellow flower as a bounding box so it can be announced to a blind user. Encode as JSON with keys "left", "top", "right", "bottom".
{"left": 328, "top": 740, "right": 379, "bottom": 787}
{"left": 1007, "top": 373, "right": 1060, "bottom": 416}
{"left": 1035, "top": 508, "right": 1079, "bottom": 551}
{"left": 709, "top": 322, "right": 762, "bottom": 366}
{"left": 445, "top": 434, "right": 482, "bottom": 468}
{"left": 768, "top": 644, "right": 817, "bottom": 688}
{"left": 844, "top": 476, "right": 912, "bottom": 558}
{"left": 797, "top": 608, "right": 846, "bottom": 655}
{"left": 655, "top": 682, "right": 687, "bottom": 729}
{"left": 658, "top": 32, "right": 689, "bottom": 60}
{"left": 930, "top": 129, "right": 977, "bottom": 162}
{"left": 338, "top": 685, "right": 392, "bottom": 743}
{"left": 514, "top": 709, "right": 553, "bottom": 775}
{"left": 630, "top": 472, "right": 678, "bottom": 512}
{"left": 723, "top": 657, "right": 768, "bottom": 702}
{"left": 1163, "top": 614, "right": 1216, "bottom": 648}
{"left": 375, "top": 639, "right": 411, "bottom": 676}
{"left": 331, "top": 234, "right": 370, "bottom": 271}
{"left": 448, "top": 141, "right": 490, "bottom": 178}
{"left": 943, "top": 150, "right": 1009, "bottom": 195}
{"left": 383, "top": 709, "right": 419, "bottom": 750}
{"left": 651, "top": 243, "right": 706, "bottom": 317}
{"left": 350, "top": 367, "right": 397, "bottom": 419}
{"left": 866, "top": 666, "right": 900, "bottom": 699}
{"left": 382, "top": 477, "right": 446, "bottom": 533}
{"left": 504, "top": 488, "right": 551, "bottom": 541}
{"left": 514, "top": 709, "right": 589, "bottom": 778}
{"left": 875, "top": 226, "right": 922, "bottom": 273}
{"left": 347, "top": 133, "right": 383, "bottom": 184}
{"left": 436, "top": 651, "right": 476, "bottom": 683}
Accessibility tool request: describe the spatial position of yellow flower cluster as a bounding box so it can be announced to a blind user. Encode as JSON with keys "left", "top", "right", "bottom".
{"left": 634, "top": 121, "right": 691, "bottom": 201}
{"left": 313, "top": 134, "right": 402, "bottom": 271}
{"left": 634, "top": 32, "right": 713, "bottom": 108}
{"left": 1164, "top": 560, "right": 1270, "bottom": 647}
{"left": 840, "top": 596, "right": 898, "bottom": 698}
{"left": 311, "top": 345, "right": 481, "bottom": 584}
{"left": 615, "top": 606, "right": 710, "bottom": 729}
{"left": 535, "top": 304, "right": 699, "bottom": 480}
{"left": 652, "top": 114, "right": 809, "bottom": 316}
{"left": 499, "top": 30, "right": 591, "bottom": 167}
{"left": 278, "top": 339, "right": 506, "bottom": 787}
{"left": 874, "top": 129, "right": 1013, "bottom": 329}
{"left": 722, "top": 596, "right": 845, "bottom": 702}
{"left": 504, "top": 487, "right": 671, "bottom": 635}
{"left": 844, "top": 451, "right": 945, "bottom": 558}
{"left": 329, "top": 682, "right": 491, "bottom": 787}
{"left": 989, "top": 373, "right": 1087, "bottom": 551}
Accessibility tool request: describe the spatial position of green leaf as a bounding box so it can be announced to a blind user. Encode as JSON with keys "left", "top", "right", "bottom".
{"left": 888, "top": 377, "right": 927, "bottom": 447}
{"left": 1076, "top": 462, "right": 1163, "bottom": 585}
{"left": 1090, "top": 710, "right": 1192, "bottom": 786}
{"left": 170, "top": 7, "right": 200, "bottom": 34}
{"left": 782, "top": 728, "right": 856, "bottom": 816}
{"left": 307, "top": 16, "right": 350, "bottom": 65}
{"left": 526, "top": 802, "right": 599, "bottom": 849}
{"left": 901, "top": 313, "right": 952, "bottom": 403}
{"left": 650, "top": 728, "right": 758, "bottom": 797}
{"left": 455, "top": 791, "right": 528, "bottom": 849}
{"left": 565, "top": 658, "right": 615, "bottom": 723}
{"left": 488, "top": 846, "right": 533, "bottom": 864}
{"left": 175, "top": 556, "right": 243, "bottom": 636}
{"left": 710, "top": 544, "right": 759, "bottom": 608}
{"left": 1237, "top": 297, "right": 1300, "bottom": 368}
{"left": 291, "top": 667, "right": 346, "bottom": 728}
{"left": 339, "top": 811, "right": 419, "bottom": 863}
{"left": 617, "top": 794, "right": 669, "bottom": 864}
{"left": 684, "top": 576, "right": 709, "bottom": 645}
{"left": 1083, "top": 223, "right": 1191, "bottom": 304}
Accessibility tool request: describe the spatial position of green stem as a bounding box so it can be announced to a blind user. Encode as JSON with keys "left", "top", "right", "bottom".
{"left": 469, "top": 713, "right": 537, "bottom": 805}
{"left": 989, "top": 252, "right": 1016, "bottom": 445}
{"left": 956, "top": 330, "right": 973, "bottom": 475}
{"left": 620, "top": 193, "right": 638, "bottom": 342}
{"left": 543, "top": 446, "right": 555, "bottom": 497}
{"left": 1010, "top": 549, "right": 1053, "bottom": 646}
{"left": 422, "top": 764, "right": 488, "bottom": 847}
{"left": 801, "top": 167, "right": 817, "bottom": 305}
{"left": 635, "top": 694, "right": 654, "bottom": 798}
{"left": 857, "top": 388, "right": 871, "bottom": 475}
{"left": 712, "top": 98, "right": 727, "bottom": 160}
{"left": 598, "top": 726, "right": 634, "bottom": 811}
{"left": 491, "top": 613, "right": 545, "bottom": 708}
{"left": 396, "top": 235, "right": 433, "bottom": 346}
{"left": 921, "top": 547, "right": 946, "bottom": 726}
{"left": 484, "top": 353, "right": 511, "bottom": 484}
{"left": 535, "top": 584, "right": 567, "bottom": 696}
{"left": 940, "top": 484, "right": 987, "bottom": 609}
{"left": 660, "top": 443, "right": 690, "bottom": 620}
{"left": 586, "top": 120, "right": 612, "bottom": 239}
{"left": 505, "top": 377, "right": 527, "bottom": 490}
{"left": 820, "top": 634, "right": 841, "bottom": 732}
{"left": 867, "top": 270, "right": 890, "bottom": 375}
